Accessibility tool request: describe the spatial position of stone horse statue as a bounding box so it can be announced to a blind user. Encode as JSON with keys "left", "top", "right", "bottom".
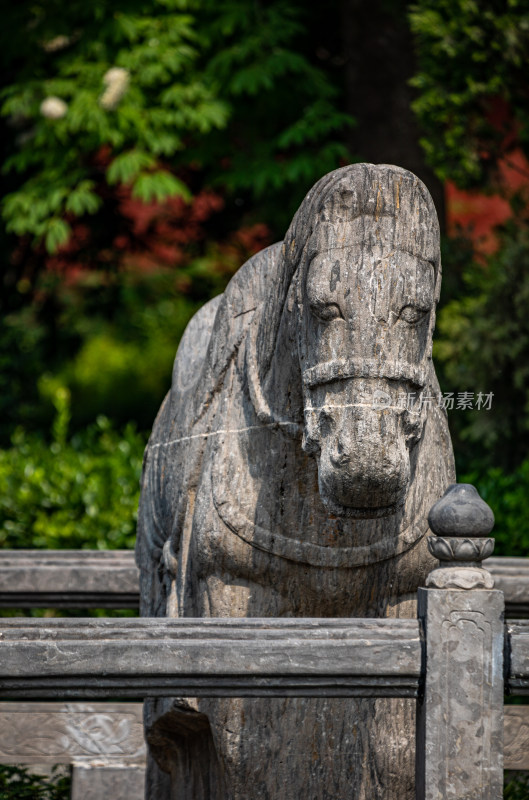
{"left": 136, "top": 163, "right": 455, "bottom": 799}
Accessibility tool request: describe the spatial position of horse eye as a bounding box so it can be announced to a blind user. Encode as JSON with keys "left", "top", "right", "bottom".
{"left": 399, "top": 305, "right": 428, "bottom": 325}
{"left": 311, "top": 302, "right": 343, "bottom": 322}
{"left": 318, "top": 411, "right": 334, "bottom": 437}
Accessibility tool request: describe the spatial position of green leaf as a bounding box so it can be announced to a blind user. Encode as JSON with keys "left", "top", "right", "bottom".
{"left": 131, "top": 170, "right": 192, "bottom": 203}
{"left": 65, "top": 182, "right": 102, "bottom": 216}
{"left": 44, "top": 218, "right": 71, "bottom": 253}
{"left": 106, "top": 150, "right": 157, "bottom": 185}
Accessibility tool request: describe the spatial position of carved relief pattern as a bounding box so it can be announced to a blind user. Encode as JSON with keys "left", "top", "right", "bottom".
{"left": 427, "top": 536, "right": 495, "bottom": 562}
{"left": 504, "top": 708, "right": 529, "bottom": 770}
{"left": 0, "top": 705, "right": 146, "bottom": 764}
{"left": 426, "top": 566, "right": 495, "bottom": 590}
{"left": 441, "top": 612, "right": 491, "bottom": 796}
{"left": 420, "top": 597, "right": 505, "bottom": 800}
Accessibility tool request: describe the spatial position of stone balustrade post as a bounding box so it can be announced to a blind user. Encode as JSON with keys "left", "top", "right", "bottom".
{"left": 416, "top": 483, "right": 504, "bottom": 800}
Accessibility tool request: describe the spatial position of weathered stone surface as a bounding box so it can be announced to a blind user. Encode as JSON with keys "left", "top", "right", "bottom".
{"left": 425, "top": 483, "right": 496, "bottom": 590}
{"left": 416, "top": 589, "right": 504, "bottom": 800}
{"left": 2, "top": 549, "right": 527, "bottom": 614}
{"left": 428, "top": 483, "right": 495, "bottom": 538}
{"left": 425, "top": 564, "right": 495, "bottom": 590}
{"left": 0, "top": 702, "right": 145, "bottom": 764}
{"left": 504, "top": 706, "right": 529, "bottom": 770}
{"left": 427, "top": 536, "right": 494, "bottom": 563}
{"left": 71, "top": 763, "right": 145, "bottom": 800}
{"left": 0, "top": 617, "right": 420, "bottom": 698}
{"left": 506, "top": 620, "right": 529, "bottom": 695}
{"left": 136, "top": 163, "right": 456, "bottom": 799}
{"left": 0, "top": 702, "right": 146, "bottom": 800}
{"left": 0, "top": 550, "right": 139, "bottom": 608}
{"left": 488, "top": 557, "right": 529, "bottom": 617}
{"left": 1, "top": 699, "right": 525, "bottom": 788}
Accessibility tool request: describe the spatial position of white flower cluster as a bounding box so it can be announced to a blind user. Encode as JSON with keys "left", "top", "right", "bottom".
{"left": 100, "top": 67, "right": 130, "bottom": 111}
{"left": 40, "top": 97, "right": 68, "bottom": 120}
{"left": 42, "top": 35, "right": 71, "bottom": 53}
{"left": 38, "top": 66, "right": 130, "bottom": 122}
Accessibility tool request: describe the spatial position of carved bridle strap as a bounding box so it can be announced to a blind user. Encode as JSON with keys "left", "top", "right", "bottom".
{"left": 302, "top": 358, "right": 428, "bottom": 390}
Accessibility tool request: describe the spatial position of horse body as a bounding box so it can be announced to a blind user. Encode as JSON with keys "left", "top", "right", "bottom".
{"left": 137, "top": 165, "right": 455, "bottom": 799}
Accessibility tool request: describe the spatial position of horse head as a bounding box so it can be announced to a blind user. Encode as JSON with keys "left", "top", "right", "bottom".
{"left": 252, "top": 163, "right": 441, "bottom": 522}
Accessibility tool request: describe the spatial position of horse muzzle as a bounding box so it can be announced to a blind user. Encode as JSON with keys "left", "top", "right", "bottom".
{"left": 302, "top": 372, "right": 423, "bottom": 518}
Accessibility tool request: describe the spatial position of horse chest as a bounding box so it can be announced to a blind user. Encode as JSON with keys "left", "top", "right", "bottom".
{"left": 180, "top": 452, "right": 426, "bottom": 618}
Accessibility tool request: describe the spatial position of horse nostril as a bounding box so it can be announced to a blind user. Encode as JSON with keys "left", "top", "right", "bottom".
{"left": 330, "top": 439, "right": 351, "bottom": 467}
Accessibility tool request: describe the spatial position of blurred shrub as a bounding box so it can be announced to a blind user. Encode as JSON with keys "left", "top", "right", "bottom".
{"left": 1, "top": 0, "right": 229, "bottom": 252}
{"left": 434, "top": 221, "right": 529, "bottom": 472}
{"left": 461, "top": 461, "right": 529, "bottom": 557}
{"left": 435, "top": 221, "right": 529, "bottom": 556}
{"left": 0, "top": 270, "right": 197, "bottom": 438}
{"left": 410, "top": 0, "right": 529, "bottom": 188}
{"left": 1, "top": 218, "right": 270, "bottom": 441}
{"left": 0, "top": 766, "right": 69, "bottom": 800}
{"left": 39, "top": 283, "right": 200, "bottom": 431}
{"left": 1, "top": 0, "right": 351, "bottom": 257}
{"left": 0, "top": 390, "right": 145, "bottom": 550}
{"left": 0, "top": 304, "right": 50, "bottom": 442}
{"left": 504, "top": 772, "right": 529, "bottom": 800}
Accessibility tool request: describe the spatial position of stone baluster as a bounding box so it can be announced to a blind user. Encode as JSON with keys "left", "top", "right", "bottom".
{"left": 416, "top": 483, "right": 504, "bottom": 800}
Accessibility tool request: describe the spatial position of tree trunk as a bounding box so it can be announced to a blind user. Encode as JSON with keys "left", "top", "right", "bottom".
{"left": 339, "top": 0, "right": 445, "bottom": 226}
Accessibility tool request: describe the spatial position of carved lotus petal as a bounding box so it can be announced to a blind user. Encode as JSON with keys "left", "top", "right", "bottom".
{"left": 427, "top": 536, "right": 495, "bottom": 562}
{"left": 453, "top": 537, "right": 495, "bottom": 560}
{"left": 480, "top": 538, "right": 495, "bottom": 559}
{"left": 427, "top": 536, "right": 454, "bottom": 560}
{"left": 456, "top": 538, "right": 480, "bottom": 560}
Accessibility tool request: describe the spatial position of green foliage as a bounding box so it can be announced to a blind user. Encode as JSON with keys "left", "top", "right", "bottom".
{"left": 41, "top": 271, "right": 202, "bottom": 431}
{"left": 0, "top": 209, "right": 260, "bottom": 440}
{"left": 461, "top": 460, "right": 529, "bottom": 556}
{"left": 505, "top": 772, "right": 529, "bottom": 800}
{"left": 0, "top": 766, "right": 70, "bottom": 800}
{"left": 0, "top": 303, "right": 51, "bottom": 442}
{"left": 409, "top": 0, "right": 529, "bottom": 186}
{"left": 0, "top": 267, "right": 203, "bottom": 437}
{"left": 132, "top": 170, "right": 192, "bottom": 203}
{"left": 1, "top": 0, "right": 228, "bottom": 250}
{"left": 0, "top": 401, "right": 145, "bottom": 550}
{"left": 194, "top": 0, "right": 353, "bottom": 229}
{"left": 106, "top": 150, "right": 157, "bottom": 185}
{"left": 1, "top": 0, "right": 353, "bottom": 251}
{"left": 434, "top": 222, "right": 529, "bottom": 469}
{"left": 410, "top": 2, "right": 529, "bottom": 540}
{"left": 437, "top": 225, "right": 529, "bottom": 552}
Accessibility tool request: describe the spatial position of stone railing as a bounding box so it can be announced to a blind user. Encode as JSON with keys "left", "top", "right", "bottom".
{"left": 1, "top": 549, "right": 528, "bottom": 616}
